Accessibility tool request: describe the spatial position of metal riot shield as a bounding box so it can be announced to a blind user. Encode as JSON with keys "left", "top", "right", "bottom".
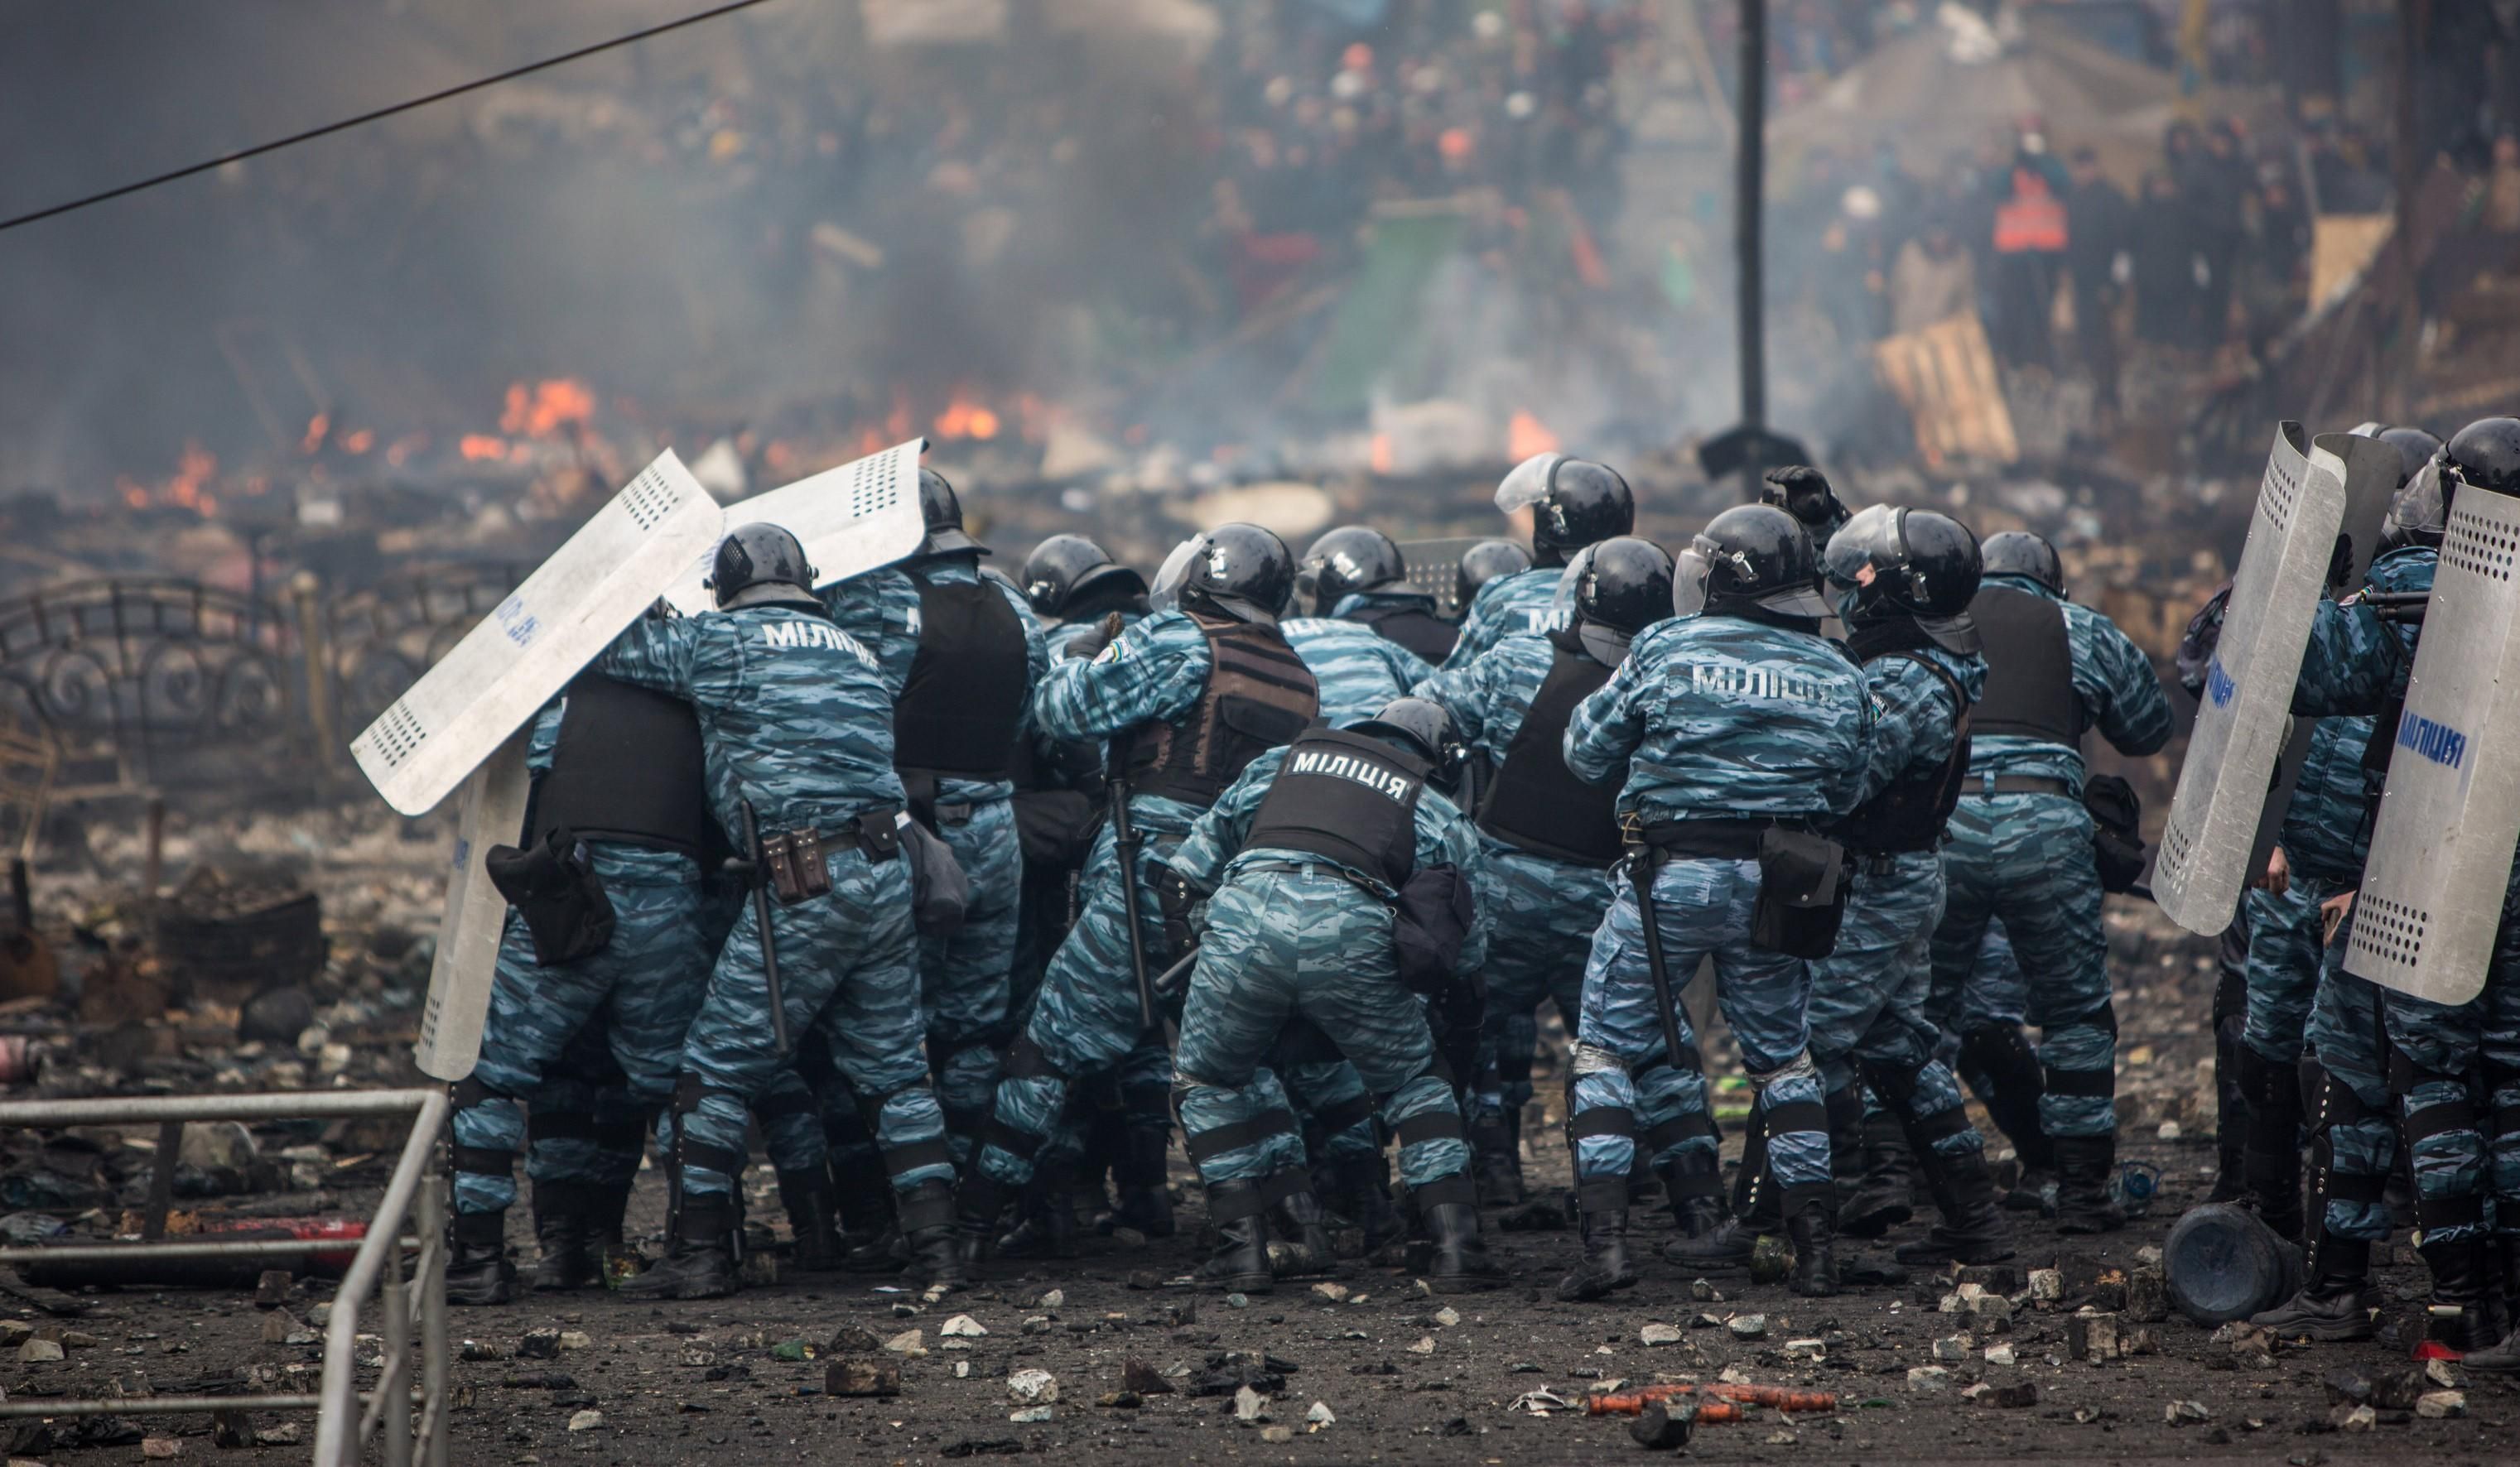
{"left": 2344, "top": 487, "right": 2520, "bottom": 1005}
{"left": 1399, "top": 537, "right": 1484, "bottom": 620}
{"left": 2154, "top": 424, "right": 2349, "bottom": 935}
{"left": 660, "top": 438, "right": 929, "bottom": 614}
{"left": 412, "top": 730, "right": 531, "bottom": 1081}
{"left": 2242, "top": 430, "right": 2419, "bottom": 880}
{"left": 351, "top": 452, "right": 720, "bottom": 816}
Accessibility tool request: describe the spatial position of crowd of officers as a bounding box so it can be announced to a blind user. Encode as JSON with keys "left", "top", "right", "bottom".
{"left": 451, "top": 430, "right": 2520, "bottom": 1360}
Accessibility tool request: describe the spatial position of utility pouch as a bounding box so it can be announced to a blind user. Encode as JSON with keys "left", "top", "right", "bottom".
{"left": 896, "top": 814, "right": 971, "bottom": 937}
{"left": 854, "top": 813, "right": 903, "bottom": 862}
{"left": 764, "top": 828, "right": 833, "bottom": 906}
{"left": 484, "top": 827, "right": 616, "bottom": 964}
{"left": 2083, "top": 774, "right": 2148, "bottom": 894}
{"left": 1391, "top": 863, "right": 1476, "bottom": 995}
{"left": 1750, "top": 827, "right": 1850, "bottom": 959}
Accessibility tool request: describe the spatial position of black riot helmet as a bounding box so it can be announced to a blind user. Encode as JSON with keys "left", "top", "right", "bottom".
{"left": 706, "top": 522, "right": 820, "bottom": 610}
{"left": 2378, "top": 426, "right": 2445, "bottom": 488}
{"left": 1564, "top": 536, "right": 1676, "bottom": 634}
{"left": 1979, "top": 530, "right": 2065, "bottom": 596}
{"left": 915, "top": 467, "right": 987, "bottom": 556}
{"left": 1020, "top": 533, "right": 1147, "bottom": 619}
{"left": 2389, "top": 417, "right": 2520, "bottom": 551}
{"left": 1347, "top": 695, "right": 1466, "bottom": 795}
{"left": 1456, "top": 539, "right": 1533, "bottom": 609}
{"left": 1822, "top": 505, "right": 1984, "bottom": 653}
{"left": 1672, "top": 505, "right": 1833, "bottom": 623}
{"left": 1298, "top": 527, "right": 1407, "bottom": 616}
{"left": 1493, "top": 453, "right": 1636, "bottom": 565}
{"left": 1148, "top": 522, "right": 1297, "bottom": 623}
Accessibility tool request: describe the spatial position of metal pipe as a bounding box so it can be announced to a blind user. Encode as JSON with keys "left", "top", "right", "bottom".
{"left": 0, "top": 1238, "right": 410, "bottom": 1266}
{"left": 417, "top": 1172, "right": 449, "bottom": 1467}
{"left": 0, "top": 1089, "right": 434, "bottom": 1128}
{"left": 314, "top": 1089, "right": 445, "bottom": 1467}
{"left": 141, "top": 1119, "right": 181, "bottom": 1242}
{"left": 0, "top": 1394, "right": 326, "bottom": 1417}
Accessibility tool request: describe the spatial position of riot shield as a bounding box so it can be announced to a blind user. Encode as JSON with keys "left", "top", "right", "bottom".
{"left": 2153, "top": 424, "right": 2351, "bottom": 935}
{"left": 2241, "top": 430, "right": 2419, "bottom": 880}
{"left": 1400, "top": 537, "right": 1484, "bottom": 619}
{"left": 351, "top": 452, "right": 720, "bottom": 816}
{"left": 659, "top": 438, "right": 929, "bottom": 614}
{"left": 2344, "top": 487, "right": 2520, "bottom": 1005}
{"left": 412, "top": 730, "right": 531, "bottom": 1081}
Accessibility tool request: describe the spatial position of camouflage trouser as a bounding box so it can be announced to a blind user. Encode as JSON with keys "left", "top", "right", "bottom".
{"left": 1807, "top": 852, "right": 1978, "bottom": 1159}
{"left": 452, "top": 846, "right": 709, "bottom": 1214}
{"left": 2241, "top": 878, "right": 2327, "bottom": 1065}
{"left": 2374, "top": 877, "right": 2520, "bottom": 1247}
{"left": 524, "top": 1022, "right": 652, "bottom": 1191}
{"left": 1173, "top": 869, "right": 1469, "bottom": 1196}
{"left": 668, "top": 841, "right": 952, "bottom": 1205}
{"left": 2302, "top": 921, "right": 2395, "bottom": 1244}
{"left": 1472, "top": 845, "right": 1608, "bottom": 1125}
{"left": 1930, "top": 791, "right": 2116, "bottom": 1138}
{"left": 923, "top": 798, "right": 1023, "bottom": 1161}
{"left": 1568, "top": 857, "right": 1826, "bottom": 1201}
{"left": 1935, "top": 921, "right": 2028, "bottom": 1035}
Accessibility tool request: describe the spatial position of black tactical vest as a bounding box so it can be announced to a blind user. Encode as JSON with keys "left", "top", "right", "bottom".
{"left": 1122, "top": 613, "right": 1319, "bottom": 807}
{"left": 1353, "top": 604, "right": 1458, "bottom": 665}
{"left": 1970, "top": 584, "right": 2082, "bottom": 745}
{"left": 533, "top": 673, "right": 713, "bottom": 856}
{"left": 1245, "top": 727, "right": 1428, "bottom": 888}
{"left": 894, "top": 572, "right": 1032, "bottom": 779}
{"left": 1835, "top": 652, "right": 1973, "bottom": 854}
{"left": 1476, "top": 628, "right": 1623, "bottom": 867}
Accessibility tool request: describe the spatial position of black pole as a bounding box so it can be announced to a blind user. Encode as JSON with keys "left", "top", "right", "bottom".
{"left": 1736, "top": 0, "right": 1768, "bottom": 498}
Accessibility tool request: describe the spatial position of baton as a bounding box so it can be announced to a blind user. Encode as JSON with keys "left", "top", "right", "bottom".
{"left": 734, "top": 799, "right": 791, "bottom": 1056}
{"left": 1108, "top": 773, "right": 1158, "bottom": 1031}
{"left": 1151, "top": 945, "right": 1198, "bottom": 1000}
{"left": 1626, "top": 849, "right": 1690, "bottom": 1071}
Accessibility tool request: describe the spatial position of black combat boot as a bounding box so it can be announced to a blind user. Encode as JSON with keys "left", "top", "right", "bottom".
{"left": 2459, "top": 1237, "right": 2520, "bottom": 1370}
{"left": 1197, "top": 1179, "right": 1275, "bottom": 1293}
{"left": 1323, "top": 1152, "right": 1402, "bottom": 1256}
{"left": 900, "top": 1178, "right": 969, "bottom": 1291}
{"left": 2236, "top": 1047, "right": 2304, "bottom": 1240}
{"left": 996, "top": 1159, "right": 1082, "bottom": 1260}
{"left": 446, "top": 1208, "right": 518, "bottom": 1306}
{"left": 1103, "top": 1104, "right": 1178, "bottom": 1239}
{"left": 2205, "top": 1012, "right": 2249, "bottom": 1204}
{"left": 524, "top": 1183, "right": 598, "bottom": 1292}
{"left": 1656, "top": 1147, "right": 1727, "bottom": 1240}
{"left": 1626, "top": 1147, "right": 1665, "bottom": 1219}
{"left": 1418, "top": 1180, "right": 1507, "bottom": 1292}
{"left": 832, "top": 1154, "right": 895, "bottom": 1258}
{"left": 1472, "top": 1109, "right": 1526, "bottom": 1207}
{"left": 615, "top": 1195, "right": 739, "bottom": 1301}
{"left": 583, "top": 1179, "right": 636, "bottom": 1285}
{"left": 1891, "top": 1118, "right": 2017, "bottom": 1266}
{"left": 1270, "top": 1178, "right": 1337, "bottom": 1279}
{"left": 2251, "top": 1234, "right": 2379, "bottom": 1342}
{"left": 1665, "top": 1109, "right": 1771, "bottom": 1272}
{"left": 2416, "top": 1235, "right": 2500, "bottom": 1359}
{"left": 1558, "top": 1180, "right": 1636, "bottom": 1301}
{"left": 1838, "top": 1110, "right": 1917, "bottom": 1239}
{"left": 774, "top": 1168, "right": 841, "bottom": 1273}
{"left": 1957, "top": 1022, "right": 2056, "bottom": 1212}
{"left": 2052, "top": 1133, "right": 2126, "bottom": 1234}
{"left": 1783, "top": 1187, "right": 1839, "bottom": 1298}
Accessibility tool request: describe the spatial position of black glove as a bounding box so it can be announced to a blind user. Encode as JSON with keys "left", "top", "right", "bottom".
{"left": 1427, "top": 972, "right": 1486, "bottom": 1092}
{"left": 1064, "top": 609, "right": 1128, "bottom": 662}
{"left": 1152, "top": 867, "right": 1208, "bottom": 967}
{"left": 1761, "top": 464, "right": 1844, "bottom": 530}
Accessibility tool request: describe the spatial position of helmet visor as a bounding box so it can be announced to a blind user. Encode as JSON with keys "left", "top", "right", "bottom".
{"left": 1492, "top": 452, "right": 1567, "bottom": 515}
{"left": 2387, "top": 456, "right": 2452, "bottom": 546}
{"left": 1672, "top": 542, "right": 1717, "bottom": 618}
{"left": 1149, "top": 535, "right": 1208, "bottom": 611}
{"left": 1821, "top": 503, "right": 1898, "bottom": 593}
{"left": 1550, "top": 545, "right": 1597, "bottom": 624}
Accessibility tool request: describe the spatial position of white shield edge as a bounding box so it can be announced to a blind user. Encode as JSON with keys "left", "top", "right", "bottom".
{"left": 659, "top": 438, "right": 931, "bottom": 614}
{"left": 412, "top": 730, "right": 532, "bottom": 1082}
{"left": 2153, "top": 423, "right": 2344, "bottom": 935}
{"left": 350, "top": 451, "right": 720, "bottom": 816}
{"left": 2344, "top": 488, "right": 2520, "bottom": 1004}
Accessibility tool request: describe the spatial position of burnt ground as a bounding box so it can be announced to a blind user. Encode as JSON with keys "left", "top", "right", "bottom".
{"left": 2, "top": 904, "right": 2515, "bottom": 1465}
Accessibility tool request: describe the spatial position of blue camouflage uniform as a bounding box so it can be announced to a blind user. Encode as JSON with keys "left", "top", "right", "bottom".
{"left": 1927, "top": 573, "right": 2171, "bottom": 1141}
{"left": 1443, "top": 565, "right": 1564, "bottom": 670}
{"left": 1561, "top": 613, "right": 1877, "bottom": 1214}
{"left": 452, "top": 700, "right": 714, "bottom": 1218}
{"left": 1807, "top": 643, "right": 1988, "bottom": 1162}
{"left": 1165, "top": 745, "right": 1489, "bottom": 1197}
{"left": 1414, "top": 634, "right": 1615, "bottom": 1136}
{"left": 1283, "top": 617, "right": 1434, "bottom": 724}
{"left": 2242, "top": 714, "right": 2373, "bottom": 1069}
{"left": 595, "top": 572, "right": 955, "bottom": 1225}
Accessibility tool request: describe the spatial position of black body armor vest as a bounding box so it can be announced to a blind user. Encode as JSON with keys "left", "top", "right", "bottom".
{"left": 1969, "top": 585, "right": 2082, "bottom": 744}
{"left": 1352, "top": 603, "right": 1458, "bottom": 665}
{"left": 533, "top": 673, "right": 713, "bottom": 857}
{"left": 1121, "top": 613, "right": 1319, "bottom": 807}
{"left": 895, "top": 572, "right": 1031, "bottom": 779}
{"left": 1476, "top": 628, "right": 1623, "bottom": 867}
{"left": 1835, "top": 651, "right": 1973, "bottom": 854}
{"left": 1245, "top": 727, "right": 1429, "bottom": 889}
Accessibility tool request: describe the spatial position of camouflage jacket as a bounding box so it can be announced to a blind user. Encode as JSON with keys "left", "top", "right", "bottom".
{"left": 1443, "top": 564, "right": 1564, "bottom": 669}
{"left": 1282, "top": 616, "right": 1434, "bottom": 726}
{"left": 1967, "top": 573, "right": 2171, "bottom": 794}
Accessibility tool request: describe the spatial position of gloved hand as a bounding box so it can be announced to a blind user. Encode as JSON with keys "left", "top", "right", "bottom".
{"left": 1761, "top": 465, "right": 1844, "bottom": 531}
{"left": 1426, "top": 971, "right": 1487, "bottom": 1091}
{"left": 1152, "top": 867, "right": 1208, "bottom": 968}
{"left": 1065, "top": 609, "right": 1129, "bottom": 662}
{"left": 894, "top": 813, "right": 971, "bottom": 938}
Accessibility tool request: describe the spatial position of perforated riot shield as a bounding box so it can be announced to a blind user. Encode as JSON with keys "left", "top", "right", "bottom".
{"left": 2154, "top": 424, "right": 2351, "bottom": 935}
{"left": 659, "top": 438, "right": 929, "bottom": 614}
{"left": 2242, "top": 430, "right": 2418, "bottom": 880}
{"left": 2345, "top": 488, "right": 2520, "bottom": 1005}
{"left": 351, "top": 453, "right": 720, "bottom": 816}
{"left": 412, "top": 730, "right": 531, "bottom": 1081}
{"left": 1399, "top": 537, "right": 1484, "bottom": 620}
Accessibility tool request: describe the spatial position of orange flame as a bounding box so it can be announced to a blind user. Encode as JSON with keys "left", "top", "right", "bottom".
{"left": 340, "top": 428, "right": 374, "bottom": 455}
{"left": 499, "top": 378, "right": 595, "bottom": 438}
{"left": 301, "top": 412, "right": 330, "bottom": 456}
{"left": 1370, "top": 433, "right": 1394, "bottom": 476}
{"left": 1507, "top": 410, "right": 1559, "bottom": 461}
{"left": 460, "top": 435, "right": 512, "bottom": 462}
{"left": 932, "top": 393, "right": 1000, "bottom": 442}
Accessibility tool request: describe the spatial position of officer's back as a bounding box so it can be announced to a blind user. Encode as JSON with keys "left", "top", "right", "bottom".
{"left": 1966, "top": 532, "right": 2171, "bottom": 789}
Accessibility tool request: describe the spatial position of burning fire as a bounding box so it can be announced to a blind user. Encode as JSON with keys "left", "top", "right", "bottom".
{"left": 460, "top": 435, "right": 512, "bottom": 463}
{"left": 932, "top": 390, "right": 1000, "bottom": 443}
{"left": 1507, "top": 410, "right": 1559, "bottom": 461}
{"left": 499, "top": 378, "right": 596, "bottom": 439}
{"left": 118, "top": 443, "right": 221, "bottom": 517}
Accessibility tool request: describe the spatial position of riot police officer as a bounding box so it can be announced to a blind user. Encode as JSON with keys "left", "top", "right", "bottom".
{"left": 958, "top": 524, "right": 1322, "bottom": 1273}
{"left": 1164, "top": 696, "right": 1508, "bottom": 1292}
{"left": 1416, "top": 537, "right": 1673, "bottom": 1213}
{"left": 1456, "top": 541, "right": 1533, "bottom": 623}
{"left": 1559, "top": 506, "right": 1877, "bottom": 1301}
{"left": 1299, "top": 526, "right": 1457, "bottom": 662}
{"left": 595, "top": 524, "right": 961, "bottom": 1299}
{"left": 1925, "top": 528, "right": 2171, "bottom": 1234}
{"left": 1445, "top": 455, "right": 1636, "bottom": 668}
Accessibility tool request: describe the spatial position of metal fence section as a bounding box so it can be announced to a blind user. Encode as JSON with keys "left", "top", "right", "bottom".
{"left": 0, "top": 1089, "right": 449, "bottom": 1467}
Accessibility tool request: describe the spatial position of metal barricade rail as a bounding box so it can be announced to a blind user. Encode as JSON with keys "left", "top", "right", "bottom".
{"left": 0, "top": 1089, "right": 449, "bottom": 1467}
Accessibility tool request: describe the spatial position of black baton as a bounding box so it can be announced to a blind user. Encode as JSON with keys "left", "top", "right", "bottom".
{"left": 1107, "top": 772, "right": 1158, "bottom": 1032}
{"left": 735, "top": 799, "right": 791, "bottom": 1056}
{"left": 1626, "top": 849, "right": 1689, "bottom": 1071}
